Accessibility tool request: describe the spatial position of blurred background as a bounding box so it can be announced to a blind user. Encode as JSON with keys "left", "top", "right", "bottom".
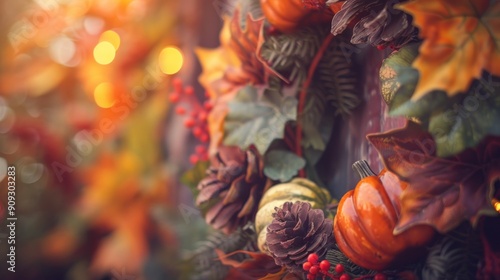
{"left": 0, "top": 0, "right": 227, "bottom": 279}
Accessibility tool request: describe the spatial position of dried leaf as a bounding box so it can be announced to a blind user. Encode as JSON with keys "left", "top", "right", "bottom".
{"left": 215, "top": 249, "right": 281, "bottom": 279}
{"left": 398, "top": 0, "right": 500, "bottom": 99}
{"left": 381, "top": 44, "right": 500, "bottom": 157}
{"left": 208, "top": 91, "right": 240, "bottom": 155}
{"left": 196, "top": 9, "right": 265, "bottom": 98}
{"left": 263, "top": 150, "right": 306, "bottom": 182}
{"left": 228, "top": 9, "right": 266, "bottom": 85}
{"left": 367, "top": 121, "right": 500, "bottom": 234}
{"left": 224, "top": 85, "right": 297, "bottom": 155}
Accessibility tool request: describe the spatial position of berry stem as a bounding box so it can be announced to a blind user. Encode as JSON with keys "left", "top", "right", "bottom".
{"left": 296, "top": 33, "right": 334, "bottom": 178}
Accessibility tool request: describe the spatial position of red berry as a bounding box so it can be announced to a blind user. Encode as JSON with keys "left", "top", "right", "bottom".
{"left": 268, "top": 25, "right": 279, "bottom": 35}
{"left": 307, "top": 253, "right": 319, "bottom": 264}
{"left": 200, "top": 133, "right": 209, "bottom": 143}
{"left": 339, "top": 273, "right": 350, "bottom": 280}
{"left": 195, "top": 145, "right": 206, "bottom": 154}
{"left": 175, "top": 106, "right": 186, "bottom": 115}
{"left": 302, "top": 262, "right": 312, "bottom": 271}
{"left": 191, "top": 111, "right": 198, "bottom": 118}
{"left": 185, "top": 86, "right": 194, "bottom": 95}
{"left": 193, "top": 127, "right": 203, "bottom": 137}
{"left": 319, "top": 260, "right": 330, "bottom": 272}
{"left": 184, "top": 118, "right": 195, "bottom": 128}
{"left": 376, "top": 45, "right": 385, "bottom": 50}
{"left": 169, "top": 93, "right": 180, "bottom": 103}
{"left": 335, "top": 264, "right": 344, "bottom": 274}
{"left": 189, "top": 154, "right": 199, "bottom": 164}
{"left": 374, "top": 273, "right": 387, "bottom": 280}
{"left": 306, "top": 274, "right": 315, "bottom": 280}
{"left": 203, "top": 101, "right": 213, "bottom": 110}
{"left": 198, "top": 111, "right": 207, "bottom": 122}
{"left": 309, "top": 265, "right": 319, "bottom": 275}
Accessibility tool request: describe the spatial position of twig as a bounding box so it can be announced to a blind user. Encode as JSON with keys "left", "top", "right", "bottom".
{"left": 296, "top": 33, "right": 335, "bottom": 177}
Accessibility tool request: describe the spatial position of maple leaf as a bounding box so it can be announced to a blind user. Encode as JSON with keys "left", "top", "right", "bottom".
{"left": 380, "top": 44, "right": 500, "bottom": 157}
{"left": 196, "top": 10, "right": 265, "bottom": 99}
{"left": 397, "top": 0, "right": 500, "bottom": 99}
{"left": 368, "top": 121, "right": 500, "bottom": 234}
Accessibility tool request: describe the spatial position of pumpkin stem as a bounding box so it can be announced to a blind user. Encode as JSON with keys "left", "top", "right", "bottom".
{"left": 352, "top": 160, "right": 376, "bottom": 179}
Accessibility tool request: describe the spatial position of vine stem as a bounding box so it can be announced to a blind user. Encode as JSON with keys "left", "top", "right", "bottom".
{"left": 296, "top": 33, "right": 334, "bottom": 178}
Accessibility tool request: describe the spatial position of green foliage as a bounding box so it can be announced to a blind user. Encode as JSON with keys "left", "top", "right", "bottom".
{"left": 301, "top": 86, "right": 334, "bottom": 151}
{"left": 315, "top": 38, "right": 360, "bottom": 116}
{"left": 259, "top": 26, "right": 325, "bottom": 82}
{"left": 224, "top": 85, "right": 297, "bottom": 155}
{"left": 263, "top": 150, "right": 306, "bottom": 182}
{"left": 381, "top": 44, "right": 500, "bottom": 157}
{"left": 184, "top": 228, "right": 254, "bottom": 280}
{"left": 421, "top": 223, "right": 482, "bottom": 279}
{"left": 325, "top": 248, "right": 376, "bottom": 277}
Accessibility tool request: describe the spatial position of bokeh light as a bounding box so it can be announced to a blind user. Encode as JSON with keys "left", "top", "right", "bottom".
{"left": 100, "top": 30, "right": 121, "bottom": 50}
{"left": 94, "top": 82, "right": 116, "bottom": 108}
{"left": 159, "top": 46, "right": 183, "bottom": 75}
{"left": 93, "top": 41, "right": 116, "bottom": 65}
{"left": 48, "top": 36, "right": 77, "bottom": 66}
{"left": 494, "top": 198, "right": 500, "bottom": 213}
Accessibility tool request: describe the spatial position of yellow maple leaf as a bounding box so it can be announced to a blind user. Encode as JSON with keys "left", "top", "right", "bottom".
{"left": 398, "top": 0, "right": 500, "bottom": 100}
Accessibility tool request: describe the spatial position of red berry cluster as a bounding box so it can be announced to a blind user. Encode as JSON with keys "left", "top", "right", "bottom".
{"left": 169, "top": 78, "right": 213, "bottom": 164}
{"left": 303, "top": 253, "right": 350, "bottom": 280}
{"left": 302, "top": 253, "right": 388, "bottom": 280}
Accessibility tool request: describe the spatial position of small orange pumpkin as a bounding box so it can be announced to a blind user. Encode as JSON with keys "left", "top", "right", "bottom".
{"left": 260, "top": 0, "right": 333, "bottom": 33}
{"left": 334, "top": 160, "right": 435, "bottom": 270}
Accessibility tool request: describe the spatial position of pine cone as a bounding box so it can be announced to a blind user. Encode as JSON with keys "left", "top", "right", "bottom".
{"left": 329, "top": 0, "right": 417, "bottom": 48}
{"left": 196, "top": 146, "right": 269, "bottom": 234}
{"left": 266, "top": 201, "right": 334, "bottom": 272}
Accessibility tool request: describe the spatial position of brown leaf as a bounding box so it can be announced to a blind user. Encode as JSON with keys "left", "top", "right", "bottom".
{"left": 196, "top": 10, "right": 265, "bottom": 99}
{"left": 228, "top": 9, "right": 266, "bottom": 85}
{"left": 215, "top": 249, "right": 282, "bottom": 279}
{"left": 367, "top": 121, "right": 500, "bottom": 234}
{"left": 398, "top": 0, "right": 500, "bottom": 99}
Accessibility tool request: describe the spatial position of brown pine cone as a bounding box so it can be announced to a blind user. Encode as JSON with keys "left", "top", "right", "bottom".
{"left": 329, "top": 0, "right": 417, "bottom": 49}
{"left": 196, "top": 146, "right": 270, "bottom": 234}
{"left": 266, "top": 201, "right": 334, "bottom": 272}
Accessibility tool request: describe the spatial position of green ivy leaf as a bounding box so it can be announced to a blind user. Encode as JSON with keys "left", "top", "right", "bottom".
{"left": 224, "top": 85, "right": 297, "bottom": 155}
{"left": 380, "top": 44, "right": 500, "bottom": 157}
{"left": 263, "top": 150, "right": 305, "bottom": 182}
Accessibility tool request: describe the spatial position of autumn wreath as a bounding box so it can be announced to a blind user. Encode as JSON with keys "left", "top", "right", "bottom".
{"left": 178, "top": 0, "right": 500, "bottom": 279}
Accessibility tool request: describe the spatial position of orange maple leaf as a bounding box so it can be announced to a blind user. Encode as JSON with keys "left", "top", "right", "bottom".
{"left": 398, "top": 0, "right": 500, "bottom": 100}
{"left": 196, "top": 10, "right": 265, "bottom": 99}
{"left": 196, "top": 9, "right": 266, "bottom": 154}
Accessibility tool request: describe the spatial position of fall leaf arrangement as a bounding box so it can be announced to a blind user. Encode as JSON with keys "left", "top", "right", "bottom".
{"left": 179, "top": 0, "right": 500, "bottom": 279}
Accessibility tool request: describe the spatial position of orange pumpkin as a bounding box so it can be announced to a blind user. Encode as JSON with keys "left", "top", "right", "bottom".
{"left": 334, "top": 160, "right": 435, "bottom": 270}
{"left": 260, "top": 0, "right": 333, "bottom": 33}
